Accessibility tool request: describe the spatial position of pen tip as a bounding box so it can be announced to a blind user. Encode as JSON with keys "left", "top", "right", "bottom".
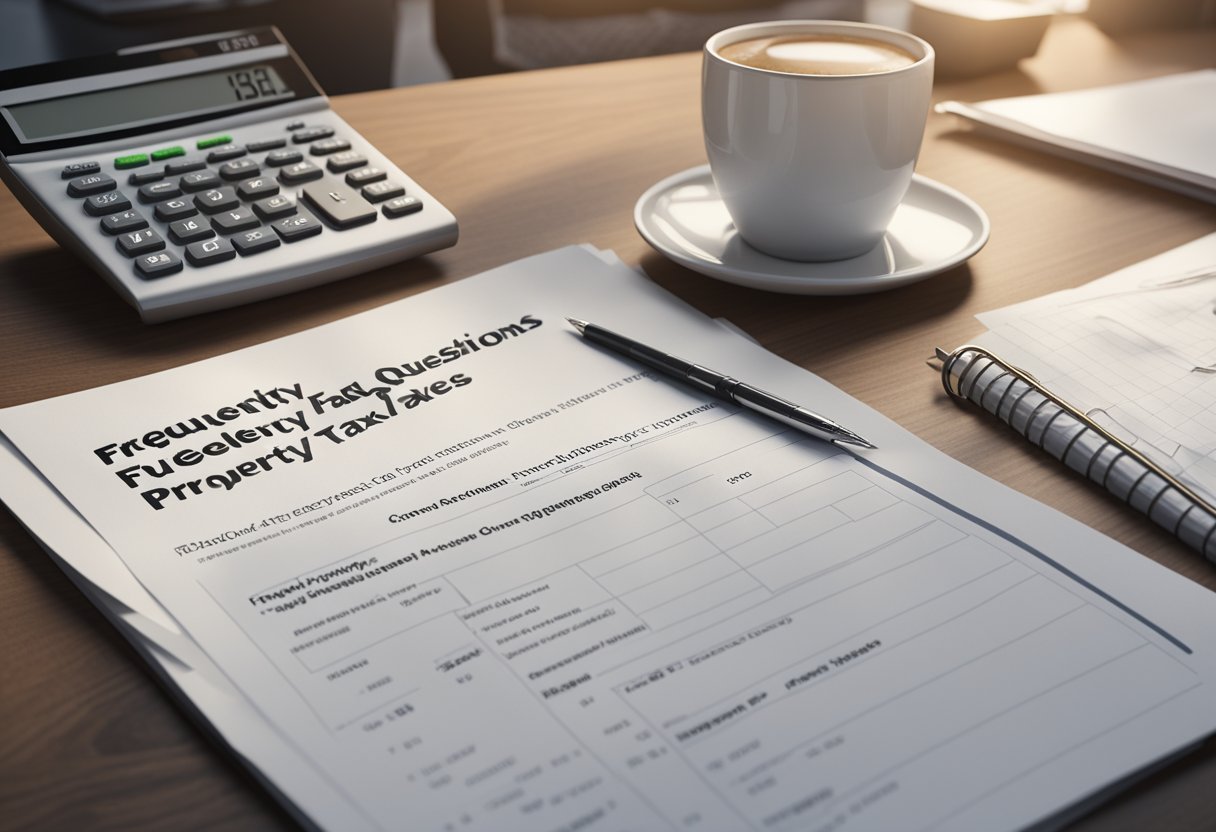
{"left": 833, "top": 436, "right": 877, "bottom": 450}
{"left": 566, "top": 318, "right": 587, "bottom": 334}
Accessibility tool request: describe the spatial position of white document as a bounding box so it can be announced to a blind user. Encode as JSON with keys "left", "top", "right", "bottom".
{"left": 4, "top": 246, "right": 1216, "bottom": 831}
{"left": 938, "top": 70, "right": 1216, "bottom": 204}
{"left": 976, "top": 232, "right": 1216, "bottom": 505}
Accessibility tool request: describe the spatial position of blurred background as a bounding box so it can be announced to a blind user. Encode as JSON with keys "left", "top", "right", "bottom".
{"left": 0, "top": 0, "right": 1212, "bottom": 93}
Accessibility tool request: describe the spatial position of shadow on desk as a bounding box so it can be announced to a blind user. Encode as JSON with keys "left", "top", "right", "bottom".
{"left": 0, "top": 246, "right": 449, "bottom": 376}
{"left": 639, "top": 249, "right": 975, "bottom": 360}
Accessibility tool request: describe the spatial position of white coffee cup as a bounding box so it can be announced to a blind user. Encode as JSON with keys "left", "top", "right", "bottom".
{"left": 703, "top": 21, "right": 935, "bottom": 262}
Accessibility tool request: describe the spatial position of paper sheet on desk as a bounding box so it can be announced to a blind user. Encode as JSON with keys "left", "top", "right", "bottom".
{"left": 975, "top": 233, "right": 1216, "bottom": 506}
{"left": 4, "top": 246, "right": 1216, "bottom": 832}
{"left": 938, "top": 70, "right": 1216, "bottom": 203}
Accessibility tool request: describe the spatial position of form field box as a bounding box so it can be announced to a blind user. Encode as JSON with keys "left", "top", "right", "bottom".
{"left": 755, "top": 471, "right": 872, "bottom": 526}
{"left": 705, "top": 511, "right": 776, "bottom": 550}
{"left": 686, "top": 498, "right": 752, "bottom": 532}
{"left": 739, "top": 456, "right": 854, "bottom": 513}
{"left": 623, "top": 554, "right": 742, "bottom": 614}
{"left": 728, "top": 506, "right": 849, "bottom": 568}
{"left": 450, "top": 496, "right": 672, "bottom": 601}
{"left": 749, "top": 502, "right": 933, "bottom": 590}
{"left": 640, "top": 571, "right": 764, "bottom": 631}
{"left": 583, "top": 521, "right": 695, "bottom": 578}
{"left": 836, "top": 486, "right": 899, "bottom": 520}
{"left": 597, "top": 536, "right": 718, "bottom": 597}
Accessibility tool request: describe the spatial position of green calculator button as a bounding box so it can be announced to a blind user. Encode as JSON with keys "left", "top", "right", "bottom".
{"left": 114, "top": 153, "right": 149, "bottom": 169}
{"left": 151, "top": 146, "right": 186, "bottom": 161}
{"left": 196, "top": 135, "right": 233, "bottom": 150}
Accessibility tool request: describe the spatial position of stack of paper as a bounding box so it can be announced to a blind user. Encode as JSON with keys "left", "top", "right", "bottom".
{"left": 938, "top": 70, "right": 1216, "bottom": 204}
{"left": 4, "top": 246, "right": 1216, "bottom": 831}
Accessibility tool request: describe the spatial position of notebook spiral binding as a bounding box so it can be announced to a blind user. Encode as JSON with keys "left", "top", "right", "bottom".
{"left": 939, "top": 344, "right": 1216, "bottom": 563}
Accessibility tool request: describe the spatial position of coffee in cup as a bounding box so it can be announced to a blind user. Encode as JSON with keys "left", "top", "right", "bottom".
{"left": 703, "top": 22, "right": 934, "bottom": 261}
{"left": 718, "top": 34, "right": 918, "bottom": 75}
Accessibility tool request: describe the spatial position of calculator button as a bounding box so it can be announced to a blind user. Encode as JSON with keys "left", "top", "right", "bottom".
{"left": 285, "top": 120, "right": 305, "bottom": 131}
{"left": 326, "top": 151, "right": 367, "bottom": 173}
{"left": 232, "top": 226, "right": 281, "bottom": 256}
{"left": 180, "top": 170, "right": 222, "bottom": 192}
{"left": 219, "top": 158, "right": 261, "bottom": 181}
{"left": 237, "top": 177, "right": 280, "bottom": 200}
{"left": 114, "top": 153, "right": 149, "bottom": 170}
{"left": 302, "top": 183, "right": 377, "bottom": 229}
{"left": 272, "top": 213, "right": 323, "bottom": 241}
{"left": 265, "top": 148, "right": 303, "bottom": 167}
{"left": 346, "top": 167, "right": 386, "bottom": 186}
{"left": 253, "top": 194, "right": 296, "bottom": 220}
{"left": 67, "top": 174, "right": 116, "bottom": 197}
{"left": 195, "top": 187, "right": 240, "bottom": 214}
{"left": 382, "top": 195, "right": 423, "bottom": 218}
{"left": 310, "top": 137, "right": 351, "bottom": 156}
{"left": 138, "top": 181, "right": 182, "bottom": 203}
{"left": 154, "top": 198, "right": 198, "bottom": 222}
{"left": 84, "top": 190, "right": 132, "bottom": 216}
{"left": 134, "top": 251, "right": 182, "bottom": 279}
{"left": 128, "top": 169, "right": 165, "bottom": 186}
{"left": 211, "top": 207, "right": 260, "bottom": 234}
{"left": 291, "top": 126, "right": 334, "bottom": 144}
{"left": 246, "top": 137, "right": 287, "bottom": 153}
{"left": 206, "top": 144, "right": 246, "bottom": 163}
{"left": 100, "top": 209, "right": 148, "bottom": 235}
{"left": 196, "top": 134, "right": 233, "bottom": 150}
{"left": 62, "top": 161, "right": 100, "bottom": 179}
{"left": 150, "top": 146, "right": 186, "bottom": 162}
{"left": 361, "top": 181, "right": 405, "bottom": 203}
{"left": 116, "top": 228, "right": 166, "bottom": 257}
{"left": 165, "top": 159, "right": 207, "bottom": 175}
{"left": 169, "top": 217, "right": 214, "bottom": 244}
{"left": 279, "top": 160, "right": 324, "bottom": 184}
{"left": 185, "top": 237, "right": 236, "bottom": 266}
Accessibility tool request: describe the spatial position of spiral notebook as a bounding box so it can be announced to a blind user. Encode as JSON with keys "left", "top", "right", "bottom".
{"left": 937, "top": 233, "right": 1216, "bottom": 562}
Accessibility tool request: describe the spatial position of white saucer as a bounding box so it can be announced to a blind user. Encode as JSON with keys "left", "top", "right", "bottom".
{"left": 634, "top": 165, "right": 990, "bottom": 294}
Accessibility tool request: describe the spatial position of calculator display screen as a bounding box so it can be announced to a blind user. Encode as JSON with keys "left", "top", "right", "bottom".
{"left": 5, "top": 65, "right": 295, "bottom": 143}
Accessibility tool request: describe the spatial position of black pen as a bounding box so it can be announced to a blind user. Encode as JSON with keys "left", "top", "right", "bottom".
{"left": 566, "top": 318, "right": 876, "bottom": 450}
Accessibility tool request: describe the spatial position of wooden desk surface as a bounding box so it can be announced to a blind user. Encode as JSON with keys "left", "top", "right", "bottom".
{"left": 2, "top": 16, "right": 1214, "bottom": 831}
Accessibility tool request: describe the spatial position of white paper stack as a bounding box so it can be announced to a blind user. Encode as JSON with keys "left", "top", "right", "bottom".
{"left": 938, "top": 70, "right": 1216, "bottom": 203}
{"left": 5, "top": 246, "right": 1216, "bottom": 831}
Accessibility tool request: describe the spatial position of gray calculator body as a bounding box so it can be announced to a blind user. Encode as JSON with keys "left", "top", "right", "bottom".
{"left": 0, "top": 29, "right": 457, "bottom": 322}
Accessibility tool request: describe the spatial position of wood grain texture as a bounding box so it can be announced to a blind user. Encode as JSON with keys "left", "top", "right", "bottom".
{"left": 1, "top": 16, "right": 1214, "bottom": 831}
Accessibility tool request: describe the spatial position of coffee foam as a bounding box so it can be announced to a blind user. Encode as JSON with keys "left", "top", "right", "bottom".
{"left": 718, "top": 35, "right": 917, "bottom": 75}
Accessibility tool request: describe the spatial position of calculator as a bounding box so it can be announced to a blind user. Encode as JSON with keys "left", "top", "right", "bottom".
{"left": 0, "top": 28, "right": 457, "bottom": 322}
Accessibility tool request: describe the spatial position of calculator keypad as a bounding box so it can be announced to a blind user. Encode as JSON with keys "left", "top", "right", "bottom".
{"left": 272, "top": 213, "right": 323, "bottom": 241}
{"left": 101, "top": 210, "right": 148, "bottom": 234}
{"left": 265, "top": 148, "right": 303, "bottom": 167}
{"left": 138, "top": 181, "right": 181, "bottom": 203}
{"left": 60, "top": 122, "right": 423, "bottom": 284}
{"left": 154, "top": 198, "right": 198, "bottom": 223}
{"left": 232, "top": 227, "right": 281, "bottom": 255}
{"left": 169, "top": 217, "right": 214, "bottom": 244}
{"left": 185, "top": 237, "right": 236, "bottom": 266}
{"left": 62, "top": 161, "right": 100, "bottom": 179}
{"left": 85, "top": 191, "right": 131, "bottom": 215}
{"left": 117, "top": 228, "right": 166, "bottom": 257}
{"left": 135, "top": 251, "right": 183, "bottom": 278}
{"left": 195, "top": 187, "right": 240, "bottom": 214}
{"left": 67, "top": 174, "right": 116, "bottom": 197}
{"left": 128, "top": 169, "right": 165, "bottom": 185}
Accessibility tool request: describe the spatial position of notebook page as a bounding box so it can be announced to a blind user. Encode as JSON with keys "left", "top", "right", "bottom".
{"left": 976, "top": 233, "right": 1216, "bottom": 505}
